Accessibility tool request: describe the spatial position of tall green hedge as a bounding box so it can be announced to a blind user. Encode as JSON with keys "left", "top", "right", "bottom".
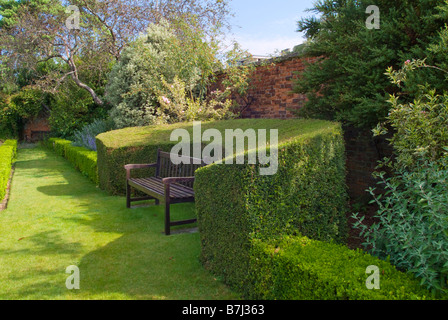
{"left": 194, "top": 124, "right": 349, "bottom": 293}
{"left": 43, "top": 138, "right": 98, "bottom": 184}
{"left": 0, "top": 139, "right": 17, "bottom": 202}
{"left": 95, "top": 119, "right": 335, "bottom": 195}
{"left": 249, "top": 236, "right": 439, "bottom": 300}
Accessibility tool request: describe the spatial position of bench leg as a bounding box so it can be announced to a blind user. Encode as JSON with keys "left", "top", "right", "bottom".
{"left": 165, "top": 199, "right": 171, "bottom": 236}
{"left": 126, "top": 181, "right": 131, "bottom": 209}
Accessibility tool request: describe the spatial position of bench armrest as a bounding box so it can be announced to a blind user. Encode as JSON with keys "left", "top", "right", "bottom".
{"left": 162, "top": 177, "right": 195, "bottom": 185}
{"left": 124, "top": 163, "right": 157, "bottom": 179}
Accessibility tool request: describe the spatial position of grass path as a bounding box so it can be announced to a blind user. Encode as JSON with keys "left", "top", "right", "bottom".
{"left": 0, "top": 146, "right": 237, "bottom": 300}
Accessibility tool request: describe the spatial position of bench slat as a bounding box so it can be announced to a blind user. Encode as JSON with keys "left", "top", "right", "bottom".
{"left": 130, "top": 177, "right": 194, "bottom": 199}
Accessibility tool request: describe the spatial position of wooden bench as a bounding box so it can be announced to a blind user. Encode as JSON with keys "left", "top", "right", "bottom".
{"left": 125, "top": 149, "right": 206, "bottom": 235}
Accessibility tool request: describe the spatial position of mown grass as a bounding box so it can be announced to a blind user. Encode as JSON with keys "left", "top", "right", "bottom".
{"left": 0, "top": 146, "right": 238, "bottom": 300}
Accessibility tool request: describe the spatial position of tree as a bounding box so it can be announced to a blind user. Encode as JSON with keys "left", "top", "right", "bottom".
{"left": 105, "top": 19, "right": 222, "bottom": 128}
{"left": 294, "top": 0, "right": 448, "bottom": 129}
{"left": 0, "top": 0, "right": 233, "bottom": 106}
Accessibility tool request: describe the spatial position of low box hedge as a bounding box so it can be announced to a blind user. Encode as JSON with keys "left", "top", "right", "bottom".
{"left": 43, "top": 138, "right": 98, "bottom": 184}
{"left": 248, "top": 236, "right": 439, "bottom": 300}
{"left": 0, "top": 140, "right": 17, "bottom": 201}
{"left": 194, "top": 122, "right": 349, "bottom": 293}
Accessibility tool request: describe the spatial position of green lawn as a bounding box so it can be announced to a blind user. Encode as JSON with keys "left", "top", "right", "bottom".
{"left": 0, "top": 146, "right": 238, "bottom": 300}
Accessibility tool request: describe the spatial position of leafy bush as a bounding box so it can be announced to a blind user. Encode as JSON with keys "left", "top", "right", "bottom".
{"left": 353, "top": 60, "right": 448, "bottom": 296}
{"left": 194, "top": 122, "right": 348, "bottom": 292}
{"left": 72, "top": 118, "right": 114, "bottom": 151}
{"left": 0, "top": 139, "right": 17, "bottom": 201}
{"left": 378, "top": 59, "right": 448, "bottom": 170}
{"left": 249, "top": 236, "right": 438, "bottom": 300}
{"left": 43, "top": 138, "right": 98, "bottom": 184}
{"left": 49, "top": 83, "right": 107, "bottom": 139}
{"left": 105, "top": 19, "right": 220, "bottom": 129}
{"left": 353, "top": 159, "right": 448, "bottom": 295}
{"left": 157, "top": 76, "right": 238, "bottom": 122}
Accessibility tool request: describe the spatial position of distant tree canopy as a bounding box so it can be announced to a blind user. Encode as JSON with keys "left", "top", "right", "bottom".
{"left": 0, "top": 0, "right": 233, "bottom": 138}
{"left": 294, "top": 0, "right": 448, "bottom": 129}
{"left": 0, "top": 0, "right": 233, "bottom": 106}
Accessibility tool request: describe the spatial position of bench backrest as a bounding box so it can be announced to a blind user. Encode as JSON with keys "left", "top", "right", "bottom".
{"left": 156, "top": 149, "right": 206, "bottom": 187}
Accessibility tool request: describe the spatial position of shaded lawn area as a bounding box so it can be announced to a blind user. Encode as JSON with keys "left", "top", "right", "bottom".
{"left": 0, "top": 146, "right": 238, "bottom": 300}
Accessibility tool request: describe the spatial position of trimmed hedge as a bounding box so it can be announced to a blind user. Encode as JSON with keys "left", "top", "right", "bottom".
{"left": 194, "top": 123, "right": 349, "bottom": 293}
{"left": 248, "top": 236, "right": 440, "bottom": 300}
{"left": 96, "top": 119, "right": 335, "bottom": 195}
{"left": 43, "top": 138, "right": 98, "bottom": 184}
{"left": 0, "top": 140, "right": 17, "bottom": 202}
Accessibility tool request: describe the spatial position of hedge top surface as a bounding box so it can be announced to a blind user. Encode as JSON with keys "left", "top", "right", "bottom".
{"left": 96, "top": 119, "right": 340, "bottom": 149}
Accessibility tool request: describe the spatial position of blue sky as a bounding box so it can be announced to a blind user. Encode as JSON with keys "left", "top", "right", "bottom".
{"left": 227, "top": 0, "right": 317, "bottom": 56}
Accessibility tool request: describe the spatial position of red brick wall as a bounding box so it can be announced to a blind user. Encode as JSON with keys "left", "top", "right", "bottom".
{"left": 212, "top": 53, "right": 318, "bottom": 119}
{"left": 211, "top": 53, "right": 393, "bottom": 201}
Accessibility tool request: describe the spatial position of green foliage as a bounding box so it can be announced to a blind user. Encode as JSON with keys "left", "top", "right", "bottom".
{"left": 378, "top": 60, "right": 448, "bottom": 169}
{"left": 353, "top": 59, "right": 448, "bottom": 296}
{"left": 0, "top": 0, "right": 53, "bottom": 28}
{"left": 105, "top": 19, "right": 220, "bottom": 129}
{"left": 385, "top": 90, "right": 448, "bottom": 169}
{"left": 157, "top": 76, "right": 238, "bottom": 122}
{"left": 49, "top": 83, "right": 107, "bottom": 139}
{"left": 43, "top": 138, "right": 98, "bottom": 184}
{"left": 0, "top": 88, "right": 46, "bottom": 138}
{"left": 249, "top": 236, "right": 438, "bottom": 300}
{"left": 353, "top": 160, "right": 448, "bottom": 296}
{"left": 0, "top": 139, "right": 17, "bottom": 201}
{"left": 96, "top": 131, "right": 175, "bottom": 196}
{"left": 194, "top": 122, "right": 348, "bottom": 293}
{"left": 295, "top": 0, "right": 448, "bottom": 129}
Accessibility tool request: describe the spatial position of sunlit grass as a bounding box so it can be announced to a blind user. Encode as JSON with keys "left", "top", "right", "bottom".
{"left": 0, "top": 146, "right": 238, "bottom": 300}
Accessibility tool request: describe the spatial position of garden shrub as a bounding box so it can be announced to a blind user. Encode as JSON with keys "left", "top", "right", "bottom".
{"left": 0, "top": 139, "right": 17, "bottom": 201}
{"left": 353, "top": 159, "right": 448, "bottom": 296}
{"left": 248, "top": 236, "right": 439, "bottom": 300}
{"left": 194, "top": 122, "right": 349, "bottom": 292}
{"left": 380, "top": 59, "right": 448, "bottom": 170}
{"left": 105, "top": 19, "right": 220, "bottom": 129}
{"left": 72, "top": 118, "right": 114, "bottom": 151}
{"left": 43, "top": 138, "right": 98, "bottom": 184}
{"left": 352, "top": 60, "right": 448, "bottom": 296}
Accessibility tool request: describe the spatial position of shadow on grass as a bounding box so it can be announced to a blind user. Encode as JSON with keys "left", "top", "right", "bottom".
{"left": 62, "top": 200, "right": 221, "bottom": 299}
{"left": 0, "top": 230, "right": 83, "bottom": 256}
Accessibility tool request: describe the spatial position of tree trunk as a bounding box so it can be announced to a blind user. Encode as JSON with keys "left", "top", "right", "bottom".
{"left": 68, "top": 57, "right": 104, "bottom": 105}
{"left": 70, "top": 74, "right": 104, "bottom": 105}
